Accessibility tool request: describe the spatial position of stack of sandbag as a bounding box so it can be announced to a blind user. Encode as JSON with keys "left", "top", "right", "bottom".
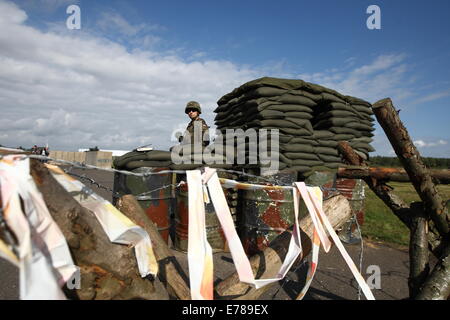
{"left": 214, "top": 77, "right": 375, "bottom": 175}
{"left": 113, "top": 150, "right": 173, "bottom": 170}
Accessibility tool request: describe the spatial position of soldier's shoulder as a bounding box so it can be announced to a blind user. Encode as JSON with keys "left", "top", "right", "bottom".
{"left": 196, "top": 117, "right": 209, "bottom": 126}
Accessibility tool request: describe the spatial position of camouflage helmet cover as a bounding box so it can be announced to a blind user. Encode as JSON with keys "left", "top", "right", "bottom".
{"left": 185, "top": 101, "right": 201, "bottom": 114}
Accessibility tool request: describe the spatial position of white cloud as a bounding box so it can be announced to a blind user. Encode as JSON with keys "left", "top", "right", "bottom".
{"left": 413, "top": 89, "right": 450, "bottom": 104}
{"left": 0, "top": 0, "right": 263, "bottom": 151}
{"left": 298, "top": 54, "right": 413, "bottom": 104}
{"left": 414, "top": 139, "right": 448, "bottom": 148}
{"left": 16, "top": 0, "right": 77, "bottom": 13}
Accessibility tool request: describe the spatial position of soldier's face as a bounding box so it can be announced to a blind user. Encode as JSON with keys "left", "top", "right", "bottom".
{"left": 188, "top": 110, "right": 199, "bottom": 120}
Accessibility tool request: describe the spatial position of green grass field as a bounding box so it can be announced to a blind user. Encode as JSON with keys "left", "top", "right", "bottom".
{"left": 361, "top": 182, "right": 450, "bottom": 247}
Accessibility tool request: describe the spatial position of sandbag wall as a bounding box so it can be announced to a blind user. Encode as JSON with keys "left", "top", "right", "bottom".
{"left": 213, "top": 77, "right": 375, "bottom": 176}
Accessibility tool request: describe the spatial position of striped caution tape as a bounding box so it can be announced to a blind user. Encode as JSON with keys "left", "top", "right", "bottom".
{"left": 294, "top": 182, "right": 375, "bottom": 300}
{"left": 186, "top": 168, "right": 375, "bottom": 300}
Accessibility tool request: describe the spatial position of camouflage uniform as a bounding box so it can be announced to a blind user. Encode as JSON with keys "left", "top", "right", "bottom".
{"left": 183, "top": 117, "right": 210, "bottom": 147}
{"left": 181, "top": 101, "right": 210, "bottom": 147}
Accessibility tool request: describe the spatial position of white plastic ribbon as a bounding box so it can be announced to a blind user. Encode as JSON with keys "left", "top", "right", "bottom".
{"left": 0, "top": 155, "right": 76, "bottom": 299}
{"left": 184, "top": 167, "right": 303, "bottom": 297}
{"left": 186, "top": 170, "right": 214, "bottom": 300}
{"left": 186, "top": 168, "right": 376, "bottom": 300}
{"left": 295, "top": 182, "right": 375, "bottom": 300}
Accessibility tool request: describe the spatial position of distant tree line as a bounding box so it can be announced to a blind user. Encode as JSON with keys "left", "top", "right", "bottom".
{"left": 370, "top": 156, "right": 450, "bottom": 169}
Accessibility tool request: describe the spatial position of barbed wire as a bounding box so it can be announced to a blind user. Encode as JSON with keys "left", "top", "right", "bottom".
{"left": 63, "top": 167, "right": 182, "bottom": 200}
{"left": 1, "top": 153, "right": 343, "bottom": 193}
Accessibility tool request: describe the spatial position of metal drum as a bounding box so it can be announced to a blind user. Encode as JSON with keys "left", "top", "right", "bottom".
{"left": 239, "top": 170, "right": 299, "bottom": 256}
{"left": 173, "top": 171, "right": 238, "bottom": 253}
{"left": 113, "top": 167, "right": 175, "bottom": 244}
{"left": 305, "top": 171, "right": 365, "bottom": 242}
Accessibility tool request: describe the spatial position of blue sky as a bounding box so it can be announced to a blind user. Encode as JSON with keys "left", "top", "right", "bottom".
{"left": 1, "top": 0, "right": 449, "bottom": 157}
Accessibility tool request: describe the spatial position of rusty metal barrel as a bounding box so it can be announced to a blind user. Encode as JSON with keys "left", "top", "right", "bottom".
{"left": 305, "top": 171, "right": 365, "bottom": 242}
{"left": 113, "top": 167, "right": 175, "bottom": 244}
{"left": 174, "top": 171, "right": 237, "bottom": 253}
{"left": 239, "top": 170, "right": 300, "bottom": 256}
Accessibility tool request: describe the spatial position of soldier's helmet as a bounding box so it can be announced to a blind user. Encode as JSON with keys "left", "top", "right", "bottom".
{"left": 185, "top": 101, "right": 201, "bottom": 114}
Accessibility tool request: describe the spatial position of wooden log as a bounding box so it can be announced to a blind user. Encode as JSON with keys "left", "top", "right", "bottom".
{"left": 115, "top": 194, "right": 191, "bottom": 300}
{"left": 372, "top": 98, "right": 449, "bottom": 237}
{"left": 337, "top": 141, "right": 445, "bottom": 256}
{"left": 415, "top": 243, "right": 450, "bottom": 300}
{"left": 408, "top": 202, "right": 430, "bottom": 298}
{"left": 214, "top": 194, "right": 352, "bottom": 299}
{"left": 29, "top": 159, "right": 168, "bottom": 300}
{"left": 338, "top": 142, "right": 412, "bottom": 227}
{"left": 337, "top": 167, "right": 450, "bottom": 185}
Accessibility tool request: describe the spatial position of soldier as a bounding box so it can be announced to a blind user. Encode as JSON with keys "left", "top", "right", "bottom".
{"left": 180, "top": 101, "right": 210, "bottom": 147}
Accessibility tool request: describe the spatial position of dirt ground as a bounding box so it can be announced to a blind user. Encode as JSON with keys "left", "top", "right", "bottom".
{"left": 0, "top": 166, "right": 412, "bottom": 300}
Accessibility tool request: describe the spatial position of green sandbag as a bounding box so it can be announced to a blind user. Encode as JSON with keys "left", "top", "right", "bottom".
{"left": 354, "top": 144, "right": 376, "bottom": 153}
{"left": 353, "top": 104, "right": 374, "bottom": 115}
{"left": 286, "top": 118, "right": 314, "bottom": 132}
{"left": 217, "top": 77, "right": 370, "bottom": 107}
{"left": 314, "top": 146, "right": 339, "bottom": 156}
{"left": 228, "top": 118, "right": 247, "bottom": 127}
{"left": 314, "top": 118, "right": 350, "bottom": 128}
{"left": 258, "top": 133, "right": 294, "bottom": 144}
{"left": 281, "top": 144, "right": 314, "bottom": 153}
{"left": 324, "top": 162, "right": 341, "bottom": 169}
{"left": 277, "top": 94, "right": 317, "bottom": 107}
{"left": 313, "top": 130, "right": 334, "bottom": 139}
{"left": 289, "top": 136, "right": 316, "bottom": 145}
{"left": 257, "top": 109, "right": 286, "bottom": 119}
{"left": 247, "top": 119, "right": 299, "bottom": 129}
{"left": 291, "top": 159, "right": 324, "bottom": 167}
{"left": 288, "top": 89, "right": 323, "bottom": 101}
{"left": 319, "top": 110, "right": 357, "bottom": 119}
{"left": 351, "top": 137, "right": 373, "bottom": 143}
{"left": 113, "top": 151, "right": 149, "bottom": 168}
{"left": 333, "top": 133, "right": 356, "bottom": 140}
{"left": 146, "top": 150, "right": 172, "bottom": 161}
{"left": 252, "top": 119, "right": 307, "bottom": 130}
{"left": 321, "top": 92, "right": 346, "bottom": 104}
{"left": 329, "top": 127, "right": 362, "bottom": 137}
{"left": 258, "top": 134, "right": 295, "bottom": 147}
{"left": 258, "top": 151, "right": 293, "bottom": 165}
{"left": 125, "top": 160, "right": 172, "bottom": 170}
{"left": 278, "top": 127, "right": 313, "bottom": 136}
{"left": 284, "top": 152, "right": 320, "bottom": 161}
{"left": 354, "top": 150, "right": 368, "bottom": 160}
{"left": 317, "top": 140, "right": 338, "bottom": 148}
{"left": 344, "top": 122, "right": 375, "bottom": 132}
{"left": 244, "top": 99, "right": 284, "bottom": 111}
{"left": 245, "top": 86, "right": 287, "bottom": 98}
{"left": 318, "top": 154, "right": 342, "bottom": 163}
{"left": 284, "top": 111, "right": 313, "bottom": 120}
{"left": 290, "top": 165, "right": 312, "bottom": 173}
{"left": 266, "top": 104, "right": 313, "bottom": 113}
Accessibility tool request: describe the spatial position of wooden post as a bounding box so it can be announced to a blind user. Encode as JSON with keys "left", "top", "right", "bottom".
{"left": 214, "top": 194, "right": 352, "bottom": 299}
{"left": 115, "top": 194, "right": 191, "bottom": 300}
{"left": 337, "top": 167, "right": 450, "bottom": 185}
{"left": 337, "top": 141, "right": 445, "bottom": 255}
{"left": 29, "top": 159, "right": 168, "bottom": 300}
{"left": 337, "top": 142, "right": 412, "bottom": 227}
{"left": 415, "top": 243, "right": 450, "bottom": 300}
{"left": 372, "top": 98, "right": 449, "bottom": 237}
{"left": 408, "top": 202, "right": 430, "bottom": 298}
